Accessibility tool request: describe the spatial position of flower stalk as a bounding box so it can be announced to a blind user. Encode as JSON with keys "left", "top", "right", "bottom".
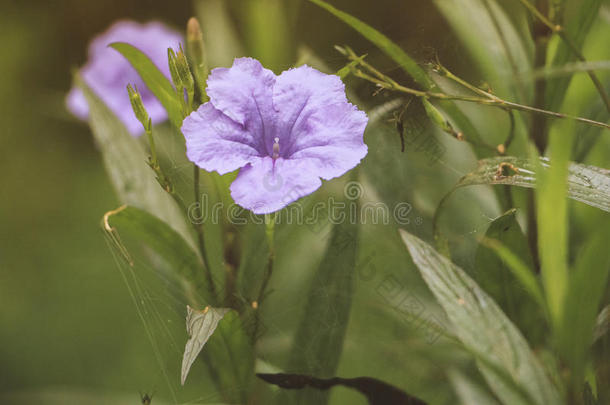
{"left": 252, "top": 213, "right": 276, "bottom": 341}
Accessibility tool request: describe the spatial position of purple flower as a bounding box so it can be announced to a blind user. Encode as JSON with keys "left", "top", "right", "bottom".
{"left": 67, "top": 21, "right": 182, "bottom": 136}
{"left": 182, "top": 58, "right": 368, "bottom": 214}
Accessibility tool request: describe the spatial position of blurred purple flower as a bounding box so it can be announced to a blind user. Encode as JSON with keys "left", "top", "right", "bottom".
{"left": 182, "top": 58, "right": 368, "bottom": 214}
{"left": 67, "top": 21, "right": 182, "bottom": 136}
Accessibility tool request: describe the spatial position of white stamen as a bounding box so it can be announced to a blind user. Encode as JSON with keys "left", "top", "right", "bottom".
{"left": 272, "top": 137, "right": 280, "bottom": 160}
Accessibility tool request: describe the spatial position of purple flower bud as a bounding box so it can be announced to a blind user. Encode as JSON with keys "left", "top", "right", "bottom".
{"left": 67, "top": 21, "right": 182, "bottom": 136}
{"left": 182, "top": 58, "right": 369, "bottom": 214}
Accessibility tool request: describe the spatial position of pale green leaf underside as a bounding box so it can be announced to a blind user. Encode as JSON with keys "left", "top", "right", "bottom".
{"left": 181, "top": 305, "right": 231, "bottom": 385}
{"left": 448, "top": 369, "right": 501, "bottom": 405}
{"left": 458, "top": 156, "right": 610, "bottom": 212}
{"left": 400, "top": 230, "right": 561, "bottom": 405}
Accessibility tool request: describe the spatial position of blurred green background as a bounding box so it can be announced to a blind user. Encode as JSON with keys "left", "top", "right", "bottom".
{"left": 1, "top": 0, "right": 609, "bottom": 404}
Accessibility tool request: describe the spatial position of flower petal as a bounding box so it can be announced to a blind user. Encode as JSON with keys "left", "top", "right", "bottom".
{"left": 206, "top": 58, "right": 277, "bottom": 154}
{"left": 183, "top": 103, "right": 263, "bottom": 175}
{"left": 230, "top": 157, "right": 322, "bottom": 214}
{"left": 272, "top": 65, "right": 368, "bottom": 179}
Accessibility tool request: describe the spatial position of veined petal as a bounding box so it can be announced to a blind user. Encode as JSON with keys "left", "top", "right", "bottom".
{"left": 206, "top": 58, "right": 277, "bottom": 154}
{"left": 286, "top": 102, "right": 368, "bottom": 180}
{"left": 183, "top": 103, "right": 262, "bottom": 175}
{"left": 230, "top": 157, "right": 322, "bottom": 214}
{"left": 272, "top": 65, "right": 368, "bottom": 180}
{"left": 272, "top": 65, "right": 348, "bottom": 157}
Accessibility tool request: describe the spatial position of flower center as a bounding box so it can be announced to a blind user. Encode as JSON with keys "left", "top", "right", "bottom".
{"left": 272, "top": 137, "right": 280, "bottom": 160}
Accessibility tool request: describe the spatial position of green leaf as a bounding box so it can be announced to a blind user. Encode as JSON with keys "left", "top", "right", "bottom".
{"left": 202, "top": 310, "right": 255, "bottom": 403}
{"left": 109, "top": 42, "right": 183, "bottom": 129}
{"left": 535, "top": 129, "right": 572, "bottom": 329}
{"left": 557, "top": 217, "right": 610, "bottom": 381}
{"left": 448, "top": 369, "right": 501, "bottom": 405}
{"left": 181, "top": 305, "right": 231, "bottom": 385}
{"left": 78, "top": 76, "right": 192, "bottom": 245}
{"left": 244, "top": 0, "right": 292, "bottom": 72}
{"left": 475, "top": 209, "right": 546, "bottom": 342}
{"left": 479, "top": 235, "right": 546, "bottom": 314}
{"left": 400, "top": 230, "right": 562, "bottom": 405}
{"left": 284, "top": 217, "right": 359, "bottom": 405}
{"left": 103, "top": 205, "right": 208, "bottom": 302}
{"left": 455, "top": 156, "right": 610, "bottom": 212}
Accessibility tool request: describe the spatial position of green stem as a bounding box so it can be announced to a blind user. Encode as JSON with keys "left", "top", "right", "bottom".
{"left": 144, "top": 123, "right": 158, "bottom": 168}
{"left": 517, "top": 0, "right": 610, "bottom": 113}
{"left": 193, "top": 164, "right": 217, "bottom": 302}
{"left": 351, "top": 68, "right": 610, "bottom": 130}
{"left": 252, "top": 214, "right": 276, "bottom": 341}
{"left": 502, "top": 109, "right": 516, "bottom": 154}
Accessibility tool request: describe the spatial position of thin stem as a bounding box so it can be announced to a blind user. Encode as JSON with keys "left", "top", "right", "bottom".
{"left": 500, "top": 99, "right": 610, "bottom": 129}
{"left": 252, "top": 214, "right": 276, "bottom": 341}
{"left": 351, "top": 67, "right": 610, "bottom": 130}
{"left": 517, "top": 0, "right": 557, "bottom": 30}
{"left": 144, "top": 123, "right": 158, "bottom": 168}
{"left": 436, "top": 61, "right": 497, "bottom": 100}
{"left": 501, "top": 109, "right": 516, "bottom": 154}
{"left": 193, "top": 164, "right": 217, "bottom": 302}
{"left": 517, "top": 0, "right": 610, "bottom": 113}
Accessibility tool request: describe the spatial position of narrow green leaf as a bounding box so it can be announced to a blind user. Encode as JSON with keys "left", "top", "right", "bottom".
{"left": 284, "top": 218, "right": 359, "bottom": 405}
{"left": 400, "top": 230, "right": 562, "bottom": 405}
{"left": 558, "top": 218, "right": 610, "bottom": 380}
{"left": 110, "top": 42, "right": 183, "bottom": 129}
{"left": 475, "top": 209, "right": 547, "bottom": 342}
{"left": 309, "top": 0, "right": 431, "bottom": 88}
{"left": 455, "top": 156, "right": 610, "bottom": 212}
{"left": 536, "top": 128, "right": 573, "bottom": 328}
{"left": 104, "top": 205, "right": 207, "bottom": 302}
{"left": 181, "top": 305, "right": 231, "bottom": 385}
{"left": 479, "top": 236, "right": 546, "bottom": 312}
{"left": 78, "top": 76, "right": 192, "bottom": 245}
{"left": 244, "top": 0, "right": 292, "bottom": 72}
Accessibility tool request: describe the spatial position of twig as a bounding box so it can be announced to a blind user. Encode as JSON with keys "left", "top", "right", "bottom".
{"left": 345, "top": 54, "right": 610, "bottom": 131}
